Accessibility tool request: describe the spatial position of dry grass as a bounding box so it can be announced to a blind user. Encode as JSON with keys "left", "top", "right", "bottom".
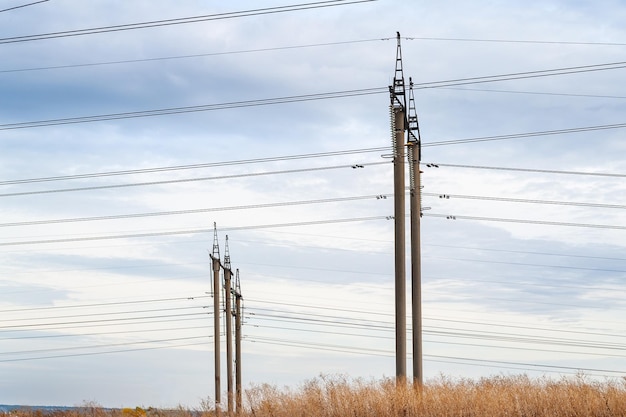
{"left": 244, "top": 374, "right": 626, "bottom": 417}
{"left": 4, "top": 374, "right": 626, "bottom": 417}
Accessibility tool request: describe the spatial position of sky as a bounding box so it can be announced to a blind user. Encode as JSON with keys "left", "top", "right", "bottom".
{"left": 1, "top": 0, "right": 626, "bottom": 409}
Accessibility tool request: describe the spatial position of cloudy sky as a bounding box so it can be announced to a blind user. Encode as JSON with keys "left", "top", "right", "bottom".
{"left": 1, "top": 0, "right": 626, "bottom": 409}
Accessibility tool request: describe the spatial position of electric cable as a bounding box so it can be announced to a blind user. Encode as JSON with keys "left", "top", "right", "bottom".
{"left": 442, "top": 86, "right": 626, "bottom": 100}
{"left": 0, "top": 305, "right": 206, "bottom": 324}
{"left": 423, "top": 122, "right": 626, "bottom": 147}
{"left": 404, "top": 35, "right": 626, "bottom": 47}
{"left": 246, "top": 336, "right": 625, "bottom": 375}
{"left": 411, "top": 61, "right": 626, "bottom": 89}
{"left": 424, "top": 192, "right": 626, "bottom": 209}
{"left": 0, "top": 147, "right": 389, "bottom": 185}
{"left": 423, "top": 162, "right": 626, "bottom": 178}
{"left": 0, "top": 311, "right": 210, "bottom": 330}
{"left": 0, "top": 38, "right": 387, "bottom": 74}
{"left": 0, "top": 340, "right": 210, "bottom": 363}
{"left": 0, "top": 324, "right": 210, "bottom": 341}
{"left": 424, "top": 212, "right": 626, "bottom": 231}
{"left": 0, "top": 162, "right": 389, "bottom": 198}
{"left": 0, "top": 295, "right": 209, "bottom": 313}
{"left": 0, "top": 335, "right": 211, "bottom": 356}
{"left": 0, "top": 0, "right": 377, "bottom": 44}
{"left": 0, "top": 216, "right": 391, "bottom": 247}
{"left": 0, "top": 88, "right": 387, "bottom": 131}
{"left": 0, "top": 0, "right": 48, "bottom": 13}
{"left": 3, "top": 61, "right": 626, "bottom": 131}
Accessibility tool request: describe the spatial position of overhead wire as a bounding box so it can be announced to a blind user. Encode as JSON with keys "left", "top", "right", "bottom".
{"left": 2, "top": 61, "right": 626, "bottom": 131}
{"left": 3, "top": 35, "right": 624, "bottom": 74}
{"left": 404, "top": 35, "right": 626, "bottom": 47}
{"left": 0, "top": 295, "right": 209, "bottom": 313}
{"left": 411, "top": 61, "right": 626, "bottom": 89}
{"left": 0, "top": 0, "right": 49, "bottom": 13}
{"left": 424, "top": 213, "right": 626, "bottom": 231}
{"left": 0, "top": 0, "right": 377, "bottom": 44}
{"left": 0, "top": 340, "right": 210, "bottom": 363}
{"left": 0, "top": 38, "right": 387, "bottom": 74}
{"left": 4, "top": 207, "right": 626, "bottom": 247}
{"left": 0, "top": 147, "right": 389, "bottom": 185}
{"left": 0, "top": 335, "right": 211, "bottom": 356}
{"left": 423, "top": 192, "right": 626, "bottom": 210}
{"left": 0, "top": 88, "right": 388, "bottom": 131}
{"left": 0, "top": 194, "right": 391, "bottom": 228}
{"left": 423, "top": 162, "right": 626, "bottom": 178}
{"left": 422, "top": 122, "right": 626, "bottom": 147}
{"left": 246, "top": 336, "right": 625, "bottom": 376}
{"left": 0, "top": 162, "right": 389, "bottom": 198}
{"left": 0, "top": 216, "right": 391, "bottom": 247}
{"left": 442, "top": 86, "right": 626, "bottom": 100}
{"left": 0, "top": 311, "right": 210, "bottom": 331}
{"left": 0, "top": 324, "right": 209, "bottom": 341}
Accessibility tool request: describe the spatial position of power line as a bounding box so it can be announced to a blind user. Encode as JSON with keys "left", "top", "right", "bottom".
{"left": 0, "top": 193, "right": 391, "bottom": 227}
{"left": 0, "top": 216, "right": 390, "bottom": 246}
{"left": 0, "top": 340, "right": 210, "bottom": 363}
{"left": 251, "top": 323, "right": 626, "bottom": 359}
{"left": 0, "top": 314, "right": 209, "bottom": 334}
{"left": 3, "top": 61, "right": 626, "bottom": 131}
{"left": 247, "top": 299, "right": 626, "bottom": 340}
{"left": 424, "top": 192, "right": 626, "bottom": 210}
{"left": 0, "top": 161, "right": 389, "bottom": 198}
{"left": 0, "top": 312, "right": 210, "bottom": 330}
{"left": 0, "top": 306, "right": 205, "bottom": 325}
{"left": 0, "top": 147, "right": 389, "bottom": 185}
{"left": 425, "top": 213, "right": 626, "bottom": 231}
{"left": 3, "top": 209, "right": 626, "bottom": 247}
{"left": 0, "top": 335, "right": 210, "bottom": 357}
{"left": 411, "top": 61, "right": 626, "bottom": 89}
{"left": 3, "top": 35, "right": 623, "bottom": 74}
{"left": 0, "top": 295, "right": 208, "bottom": 313}
{"left": 0, "top": 324, "right": 209, "bottom": 341}
{"left": 0, "top": 0, "right": 377, "bottom": 44}
{"left": 427, "top": 243, "right": 626, "bottom": 263}
{"left": 0, "top": 88, "right": 387, "bottom": 131}
{"left": 0, "top": 38, "right": 387, "bottom": 74}
{"left": 404, "top": 35, "right": 626, "bottom": 47}
{"left": 423, "top": 122, "right": 626, "bottom": 147}
{"left": 246, "top": 336, "right": 625, "bottom": 375}
{"left": 0, "top": 0, "right": 48, "bottom": 13}
{"left": 423, "top": 162, "right": 626, "bottom": 178}
{"left": 442, "top": 86, "right": 626, "bottom": 100}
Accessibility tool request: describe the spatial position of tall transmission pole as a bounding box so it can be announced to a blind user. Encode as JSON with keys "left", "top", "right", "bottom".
{"left": 210, "top": 223, "right": 222, "bottom": 411}
{"left": 223, "top": 236, "right": 234, "bottom": 415}
{"left": 390, "top": 31, "right": 407, "bottom": 381}
{"left": 234, "top": 269, "right": 243, "bottom": 415}
{"left": 407, "top": 79, "right": 423, "bottom": 386}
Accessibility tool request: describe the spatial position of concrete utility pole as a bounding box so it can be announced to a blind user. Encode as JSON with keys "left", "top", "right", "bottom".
{"left": 210, "top": 223, "right": 222, "bottom": 411}
{"left": 224, "top": 236, "right": 234, "bottom": 415}
{"left": 234, "top": 269, "right": 243, "bottom": 415}
{"left": 392, "top": 106, "right": 406, "bottom": 380}
{"left": 390, "top": 32, "right": 407, "bottom": 381}
{"left": 407, "top": 80, "right": 423, "bottom": 386}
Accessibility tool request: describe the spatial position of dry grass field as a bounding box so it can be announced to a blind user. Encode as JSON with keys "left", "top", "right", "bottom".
{"left": 244, "top": 374, "right": 626, "bottom": 417}
{"left": 4, "top": 375, "right": 626, "bottom": 417}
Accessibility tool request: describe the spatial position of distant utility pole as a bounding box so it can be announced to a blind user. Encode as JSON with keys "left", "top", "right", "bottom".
{"left": 234, "top": 269, "right": 243, "bottom": 415}
{"left": 210, "top": 223, "right": 222, "bottom": 411}
{"left": 390, "top": 32, "right": 407, "bottom": 381}
{"left": 407, "top": 79, "right": 424, "bottom": 386}
{"left": 224, "top": 236, "right": 234, "bottom": 415}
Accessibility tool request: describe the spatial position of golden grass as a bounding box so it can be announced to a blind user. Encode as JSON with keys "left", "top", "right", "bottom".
{"left": 4, "top": 374, "right": 626, "bottom": 417}
{"left": 244, "top": 374, "right": 626, "bottom": 417}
